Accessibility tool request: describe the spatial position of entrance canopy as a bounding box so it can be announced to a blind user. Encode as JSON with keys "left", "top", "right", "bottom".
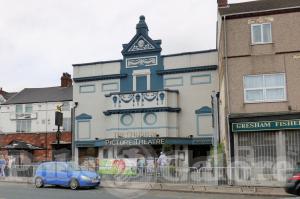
{"left": 2, "top": 140, "right": 43, "bottom": 150}
{"left": 75, "top": 137, "right": 213, "bottom": 148}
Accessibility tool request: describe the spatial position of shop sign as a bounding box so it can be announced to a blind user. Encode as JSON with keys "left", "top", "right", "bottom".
{"left": 232, "top": 119, "right": 300, "bottom": 132}
{"left": 104, "top": 138, "right": 165, "bottom": 146}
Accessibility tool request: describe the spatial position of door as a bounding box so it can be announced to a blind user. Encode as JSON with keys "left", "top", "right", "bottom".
{"left": 55, "top": 163, "right": 69, "bottom": 186}
{"left": 136, "top": 76, "right": 147, "bottom": 92}
{"left": 44, "top": 163, "right": 56, "bottom": 184}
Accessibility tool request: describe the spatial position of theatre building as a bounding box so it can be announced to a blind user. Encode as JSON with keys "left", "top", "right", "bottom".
{"left": 73, "top": 16, "right": 218, "bottom": 167}
{"left": 217, "top": 0, "right": 300, "bottom": 170}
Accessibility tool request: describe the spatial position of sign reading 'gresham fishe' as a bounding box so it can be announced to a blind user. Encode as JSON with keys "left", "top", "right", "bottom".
{"left": 232, "top": 119, "right": 300, "bottom": 132}
{"left": 105, "top": 138, "right": 165, "bottom": 146}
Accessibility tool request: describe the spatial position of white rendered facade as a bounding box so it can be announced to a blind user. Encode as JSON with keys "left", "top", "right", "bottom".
{"left": 73, "top": 16, "right": 218, "bottom": 167}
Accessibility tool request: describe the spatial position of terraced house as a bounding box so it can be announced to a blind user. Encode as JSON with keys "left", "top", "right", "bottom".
{"left": 217, "top": 0, "right": 300, "bottom": 174}
{"left": 0, "top": 73, "right": 73, "bottom": 164}
{"left": 73, "top": 16, "right": 219, "bottom": 167}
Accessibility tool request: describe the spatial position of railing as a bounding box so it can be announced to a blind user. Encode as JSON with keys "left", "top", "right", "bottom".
{"left": 98, "top": 166, "right": 293, "bottom": 187}
{"left": 0, "top": 165, "right": 294, "bottom": 187}
{"left": 0, "top": 165, "right": 38, "bottom": 178}
{"left": 104, "top": 90, "right": 179, "bottom": 110}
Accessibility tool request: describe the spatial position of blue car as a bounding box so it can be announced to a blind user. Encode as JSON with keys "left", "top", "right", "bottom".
{"left": 34, "top": 162, "right": 100, "bottom": 190}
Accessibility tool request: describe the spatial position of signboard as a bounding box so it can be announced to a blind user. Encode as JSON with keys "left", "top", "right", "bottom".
{"left": 98, "top": 159, "right": 137, "bottom": 176}
{"left": 10, "top": 113, "right": 37, "bottom": 120}
{"left": 104, "top": 138, "right": 165, "bottom": 146}
{"left": 232, "top": 119, "right": 300, "bottom": 132}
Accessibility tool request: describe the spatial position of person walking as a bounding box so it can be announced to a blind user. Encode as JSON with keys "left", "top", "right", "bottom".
{"left": 157, "top": 152, "right": 167, "bottom": 176}
{"left": 0, "top": 155, "right": 6, "bottom": 177}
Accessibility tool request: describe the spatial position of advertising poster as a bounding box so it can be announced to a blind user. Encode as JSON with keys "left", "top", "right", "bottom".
{"left": 98, "top": 159, "right": 137, "bottom": 176}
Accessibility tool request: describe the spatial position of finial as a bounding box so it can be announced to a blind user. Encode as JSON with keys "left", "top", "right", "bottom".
{"left": 136, "top": 15, "right": 148, "bottom": 35}
{"left": 140, "top": 15, "right": 145, "bottom": 21}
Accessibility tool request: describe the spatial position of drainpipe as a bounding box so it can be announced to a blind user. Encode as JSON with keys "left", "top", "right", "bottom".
{"left": 71, "top": 102, "right": 78, "bottom": 162}
{"left": 223, "top": 15, "right": 234, "bottom": 184}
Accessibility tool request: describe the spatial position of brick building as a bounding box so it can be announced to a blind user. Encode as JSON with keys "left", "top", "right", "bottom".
{"left": 0, "top": 73, "right": 73, "bottom": 164}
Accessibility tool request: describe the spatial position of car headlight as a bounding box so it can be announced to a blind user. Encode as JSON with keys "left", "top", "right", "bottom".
{"left": 81, "top": 175, "right": 91, "bottom": 181}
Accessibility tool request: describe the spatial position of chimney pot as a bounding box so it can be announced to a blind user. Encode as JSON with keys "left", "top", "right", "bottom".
{"left": 217, "top": 0, "right": 228, "bottom": 7}
{"left": 61, "top": 73, "right": 72, "bottom": 87}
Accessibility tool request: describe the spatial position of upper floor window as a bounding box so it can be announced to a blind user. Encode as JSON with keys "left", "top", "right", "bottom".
{"left": 16, "top": 119, "right": 31, "bottom": 132}
{"left": 251, "top": 23, "right": 272, "bottom": 44}
{"left": 16, "top": 104, "right": 23, "bottom": 113}
{"left": 25, "top": 104, "right": 33, "bottom": 113}
{"left": 244, "top": 73, "right": 286, "bottom": 103}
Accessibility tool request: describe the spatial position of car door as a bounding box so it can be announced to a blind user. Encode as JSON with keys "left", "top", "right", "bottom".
{"left": 44, "top": 163, "right": 56, "bottom": 185}
{"left": 55, "top": 162, "right": 69, "bottom": 186}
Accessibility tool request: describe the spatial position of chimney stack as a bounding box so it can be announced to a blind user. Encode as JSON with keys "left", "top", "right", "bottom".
{"left": 217, "top": 0, "right": 228, "bottom": 7}
{"left": 61, "top": 73, "right": 72, "bottom": 87}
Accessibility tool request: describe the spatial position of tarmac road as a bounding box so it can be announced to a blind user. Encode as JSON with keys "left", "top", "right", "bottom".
{"left": 0, "top": 182, "right": 294, "bottom": 199}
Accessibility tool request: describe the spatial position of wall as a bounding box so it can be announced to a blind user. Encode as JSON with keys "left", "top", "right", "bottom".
{"left": 0, "top": 132, "right": 71, "bottom": 162}
{"left": 221, "top": 12, "right": 300, "bottom": 114}
{"left": 0, "top": 101, "right": 72, "bottom": 133}
{"left": 163, "top": 51, "right": 219, "bottom": 138}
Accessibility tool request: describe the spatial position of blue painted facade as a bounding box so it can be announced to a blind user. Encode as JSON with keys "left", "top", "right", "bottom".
{"left": 120, "top": 15, "right": 164, "bottom": 92}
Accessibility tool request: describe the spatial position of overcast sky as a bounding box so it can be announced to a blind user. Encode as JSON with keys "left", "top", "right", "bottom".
{"left": 1, "top": 0, "right": 252, "bottom": 92}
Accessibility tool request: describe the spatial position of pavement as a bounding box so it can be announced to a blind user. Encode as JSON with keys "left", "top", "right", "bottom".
{"left": 0, "top": 182, "right": 295, "bottom": 199}
{"left": 0, "top": 177, "right": 295, "bottom": 197}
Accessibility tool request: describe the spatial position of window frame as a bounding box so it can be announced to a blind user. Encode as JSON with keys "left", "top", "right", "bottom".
{"left": 251, "top": 23, "right": 272, "bottom": 45}
{"left": 16, "top": 104, "right": 23, "bottom": 113}
{"left": 243, "top": 73, "right": 287, "bottom": 103}
{"left": 16, "top": 119, "right": 31, "bottom": 132}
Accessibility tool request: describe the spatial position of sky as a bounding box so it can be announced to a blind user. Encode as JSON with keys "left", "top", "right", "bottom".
{"left": 0, "top": 0, "right": 252, "bottom": 92}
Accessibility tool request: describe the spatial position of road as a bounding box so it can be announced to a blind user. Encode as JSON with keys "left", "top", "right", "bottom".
{"left": 0, "top": 182, "right": 294, "bottom": 199}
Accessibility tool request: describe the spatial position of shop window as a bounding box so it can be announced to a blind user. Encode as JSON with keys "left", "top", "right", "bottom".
{"left": 251, "top": 23, "right": 272, "bottom": 44}
{"left": 244, "top": 73, "right": 286, "bottom": 103}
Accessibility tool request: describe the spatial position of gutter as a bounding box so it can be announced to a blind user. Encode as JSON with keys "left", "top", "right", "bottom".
{"left": 221, "top": 5, "right": 300, "bottom": 18}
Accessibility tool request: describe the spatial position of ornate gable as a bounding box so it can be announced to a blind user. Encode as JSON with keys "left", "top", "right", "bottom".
{"left": 128, "top": 36, "right": 155, "bottom": 52}
{"left": 122, "top": 15, "right": 161, "bottom": 56}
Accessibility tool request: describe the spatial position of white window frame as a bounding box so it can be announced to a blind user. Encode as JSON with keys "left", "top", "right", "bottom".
{"left": 132, "top": 69, "right": 151, "bottom": 91}
{"left": 251, "top": 23, "right": 272, "bottom": 45}
{"left": 243, "top": 73, "right": 287, "bottom": 103}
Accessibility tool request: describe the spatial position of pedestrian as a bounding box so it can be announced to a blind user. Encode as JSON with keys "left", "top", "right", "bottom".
{"left": 0, "top": 155, "right": 6, "bottom": 177}
{"left": 157, "top": 152, "right": 167, "bottom": 175}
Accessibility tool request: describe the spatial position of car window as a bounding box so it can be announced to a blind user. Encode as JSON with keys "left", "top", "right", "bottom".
{"left": 56, "top": 163, "right": 67, "bottom": 172}
{"left": 44, "top": 163, "right": 55, "bottom": 172}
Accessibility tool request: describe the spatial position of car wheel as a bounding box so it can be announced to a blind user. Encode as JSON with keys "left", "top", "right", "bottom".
{"left": 69, "top": 179, "right": 79, "bottom": 190}
{"left": 35, "top": 177, "right": 44, "bottom": 188}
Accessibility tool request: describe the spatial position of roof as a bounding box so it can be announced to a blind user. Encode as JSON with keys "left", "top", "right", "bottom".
{"left": 2, "top": 140, "right": 43, "bottom": 150}
{"left": 3, "top": 86, "right": 72, "bottom": 105}
{"left": 1, "top": 91, "right": 17, "bottom": 100}
{"left": 219, "top": 0, "right": 300, "bottom": 16}
{"left": 72, "top": 49, "right": 217, "bottom": 67}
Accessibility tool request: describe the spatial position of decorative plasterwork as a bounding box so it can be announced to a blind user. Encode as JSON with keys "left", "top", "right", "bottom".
{"left": 126, "top": 56, "right": 157, "bottom": 68}
{"left": 128, "top": 36, "right": 155, "bottom": 52}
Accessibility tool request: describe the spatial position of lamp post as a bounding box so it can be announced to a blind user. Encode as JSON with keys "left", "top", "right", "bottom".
{"left": 55, "top": 105, "right": 63, "bottom": 145}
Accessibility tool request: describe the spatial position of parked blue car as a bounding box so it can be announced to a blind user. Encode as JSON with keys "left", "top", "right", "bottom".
{"left": 34, "top": 162, "right": 100, "bottom": 190}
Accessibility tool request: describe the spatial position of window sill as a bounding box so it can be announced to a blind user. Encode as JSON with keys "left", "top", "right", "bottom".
{"left": 251, "top": 42, "right": 274, "bottom": 46}
{"left": 244, "top": 100, "right": 287, "bottom": 104}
